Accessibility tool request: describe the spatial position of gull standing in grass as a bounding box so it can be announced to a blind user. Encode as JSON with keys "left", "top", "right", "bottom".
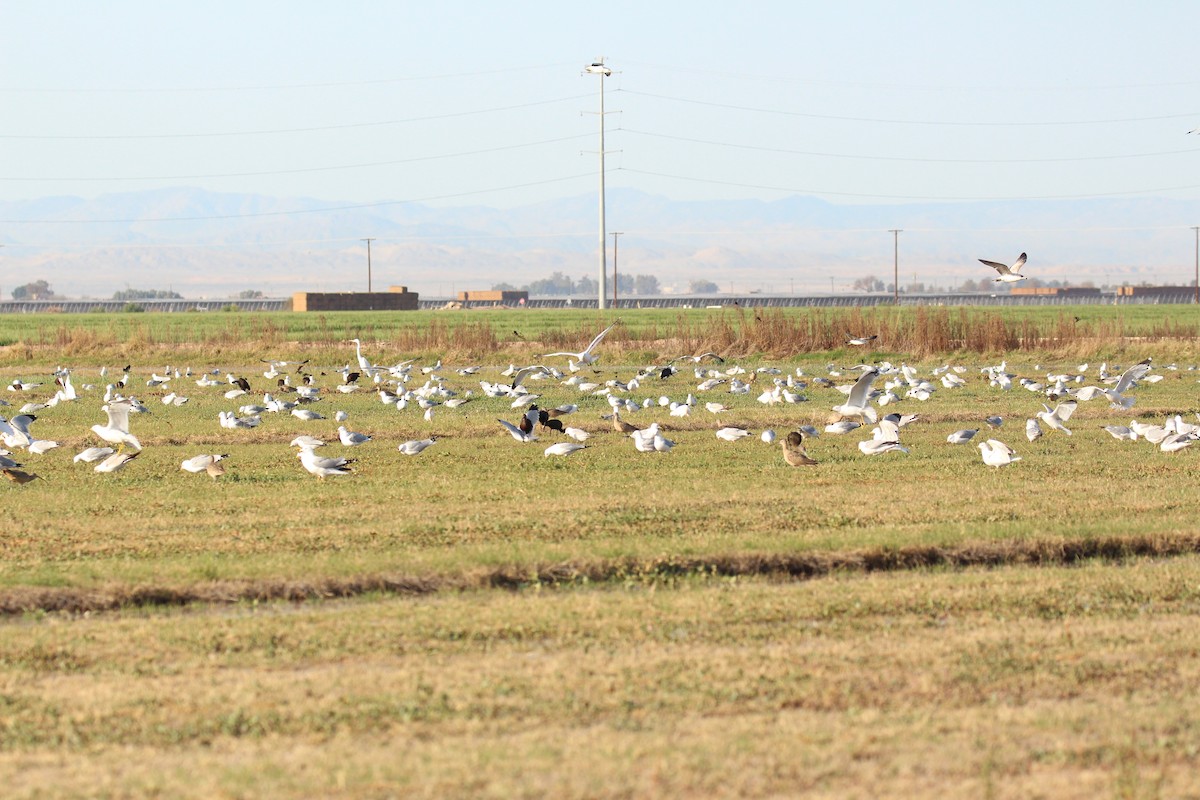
{"left": 859, "top": 418, "right": 909, "bottom": 455}
{"left": 946, "top": 429, "right": 978, "bottom": 445}
{"left": 74, "top": 446, "right": 115, "bottom": 463}
{"left": 297, "top": 448, "right": 354, "bottom": 479}
{"left": 1036, "top": 401, "right": 1077, "bottom": 436}
{"left": 91, "top": 400, "right": 142, "bottom": 452}
{"left": 716, "top": 426, "right": 751, "bottom": 442}
{"left": 181, "top": 454, "right": 227, "bottom": 474}
{"left": 1026, "top": 418, "right": 1043, "bottom": 442}
{"left": 95, "top": 451, "right": 140, "bottom": 473}
{"left": 398, "top": 438, "right": 437, "bottom": 455}
{"left": 978, "top": 440, "right": 1020, "bottom": 468}
{"left": 338, "top": 426, "right": 372, "bottom": 446}
{"left": 544, "top": 442, "right": 587, "bottom": 457}
{"left": 1102, "top": 358, "right": 1152, "bottom": 410}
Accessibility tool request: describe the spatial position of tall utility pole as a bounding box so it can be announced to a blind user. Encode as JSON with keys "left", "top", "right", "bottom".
{"left": 1193, "top": 226, "right": 1199, "bottom": 304}
{"left": 611, "top": 231, "right": 623, "bottom": 308}
{"left": 585, "top": 60, "right": 613, "bottom": 310}
{"left": 361, "top": 238, "right": 376, "bottom": 293}
{"left": 889, "top": 229, "right": 902, "bottom": 304}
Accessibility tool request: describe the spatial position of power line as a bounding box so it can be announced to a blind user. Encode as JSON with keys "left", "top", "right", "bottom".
{"left": 616, "top": 166, "right": 1200, "bottom": 201}
{"left": 619, "top": 127, "right": 1200, "bottom": 165}
{"left": 0, "top": 94, "right": 591, "bottom": 140}
{"left": 0, "top": 134, "right": 594, "bottom": 182}
{"left": 0, "top": 62, "right": 579, "bottom": 94}
{"left": 617, "top": 89, "right": 1200, "bottom": 127}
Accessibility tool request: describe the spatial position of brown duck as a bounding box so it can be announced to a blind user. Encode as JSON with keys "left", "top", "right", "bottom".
{"left": 781, "top": 431, "right": 817, "bottom": 466}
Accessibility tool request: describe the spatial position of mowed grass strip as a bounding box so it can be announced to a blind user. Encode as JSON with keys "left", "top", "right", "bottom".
{"left": 1, "top": 558, "right": 1199, "bottom": 798}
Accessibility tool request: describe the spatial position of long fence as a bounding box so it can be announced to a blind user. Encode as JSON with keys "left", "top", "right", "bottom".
{"left": 0, "top": 291, "right": 1195, "bottom": 314}
{"left": 421, "top": 291, "right": 1197, "bottom": 310}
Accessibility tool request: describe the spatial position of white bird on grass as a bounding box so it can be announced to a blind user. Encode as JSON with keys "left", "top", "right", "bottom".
{"left": 946, "top": 429, "right": 978, "bottom": 445}
{"left": 716, "top": 427, "right": 751, "bottom": 442}
{"left": 1102, "top": 358, "right": 1152, "bottom": 410}
{"left": 831, "top": 368, "right": 880, "bottom": 424}
{"left": 297, "top": 448, "right": 354, "bottom": 479}
{"left": 181, "top": 454, "right": 227, "bottom": 473}
{"left": 497, "top": 418, "right": 538, "bottom": 443}
{"left": 1102, "top": 425, "right": 1136, "bottom": 441}
{"left": 398, "top": 438, "right": 437, "bottom": 456}
{"left": 73, "top": 446, "right": 115, "bottom": 463}
{"left": 1026, "top": 418, "right": 1043, "bottom": 442}
{"left": 978, "top": 439, "right": 1021, "bottom": 468}
{"left": 544, "top": 442, "right": 587, "bottom": 457}
{"left": 859, "top": 418, "right": 909, "bottom": 455}
{"left": 94, "top": 450, "right": 140, "bottom": 473}
{"left": 91, "top": 401, "right": 142, "bottom": 452}
{"left": 1036, "top": 401, "right": 1077, "bottom": 436}
{"left": 338, "top": 426, "right": 371, "bottom": 446}
{"left": 563, "top": 427, "right": 590, "bottom": 442}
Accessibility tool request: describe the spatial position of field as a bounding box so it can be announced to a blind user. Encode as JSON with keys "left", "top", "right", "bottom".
{"left": 1, "top": 305, "right": 1200, "bottom": 798}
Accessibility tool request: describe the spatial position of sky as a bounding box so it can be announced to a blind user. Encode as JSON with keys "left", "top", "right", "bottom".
{"left": 3, "top": 1, "right": 1200, "bottom": 296}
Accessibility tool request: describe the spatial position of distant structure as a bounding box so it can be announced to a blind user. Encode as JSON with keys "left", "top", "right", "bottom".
{"left": 457, "top": 290, "right": 529, "bottom": 307}
{"left": 1117, "top": 285, "right": 1196, "bottom": 299}
{"left": 292, "top": 286, "right": 418, "bottom": 312}
{"left": 1009, "top": 286, "right": 1102, "bottom": 298}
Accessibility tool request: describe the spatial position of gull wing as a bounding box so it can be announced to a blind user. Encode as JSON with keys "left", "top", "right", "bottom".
{"left": 846, "top": 369, "right": 880, "bottom": 407}
{"left": 580, "top": 321, "right": 618, "bottom": 357}
{"left": 1010, "top": 252, "right": 1028, "bottom": 273}
{"left": 985, "top": 439, "right": 1016, "bottom": 455}
{"left": 1054, "top": 401, "right": 1079, "bottom": 422}
{"left": 874, "top": 418, "right": 901, "bottom": 442}
{"left": 979, "top": 258, "right": 1011, "bottom": 275}
{"left": 510, "top": 365, "right": 550, "bottom": 390}
{"left": 103, "top": 400, "right": 134, "bottom": 432}
{"left": 1113, "top": 361, "right": 1151, "bottom": 395}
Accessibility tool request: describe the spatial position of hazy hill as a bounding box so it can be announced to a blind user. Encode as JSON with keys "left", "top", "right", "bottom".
{"left": 1, "top": 188, "right": 1197, "bottom": 298}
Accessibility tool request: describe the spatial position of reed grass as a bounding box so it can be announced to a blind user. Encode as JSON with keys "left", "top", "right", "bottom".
{"left": 2, "top": 304, "right": 1199, "bottom": 366}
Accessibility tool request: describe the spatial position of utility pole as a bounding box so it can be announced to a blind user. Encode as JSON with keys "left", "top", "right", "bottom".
{"left": 889, "top": 229, "right": 902, "bottom": 304}
{"left": 361, "top": 238, "right": 375, "bottom": 293}
{"left": 1193, "top": 226, "right": 1199, "bottom": 304}
{"left": 611, "top": 231, "right": 623, "bottom": 308}
{"left": 585, "top": 60, "right": 614, "bottom": 310}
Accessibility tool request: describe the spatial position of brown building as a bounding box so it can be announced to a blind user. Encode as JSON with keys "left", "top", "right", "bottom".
{"left": 292, "top": 286, "right": 419, "bottom": 312}
{"left": 1116, "top": 285, "right": 1195, "bottom": 297}
{"left": 457, "top": 290, "right": 529, "bottom": 306}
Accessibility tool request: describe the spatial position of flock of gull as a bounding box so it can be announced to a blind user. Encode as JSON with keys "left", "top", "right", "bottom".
{"left": 0, "top": 316, "right": 1196, "bottom": 485}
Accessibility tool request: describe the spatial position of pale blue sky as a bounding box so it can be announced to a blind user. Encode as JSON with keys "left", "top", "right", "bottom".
{"left": 4, "top": 0, "right": 1200, "bottom": 209}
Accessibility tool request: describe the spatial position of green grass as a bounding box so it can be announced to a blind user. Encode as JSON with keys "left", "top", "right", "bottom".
{"left": 2, "top": 315, "right": 1200, "bottom": 796}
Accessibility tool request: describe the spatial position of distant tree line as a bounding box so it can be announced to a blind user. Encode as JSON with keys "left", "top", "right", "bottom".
{"left": 112, "top": 288, "right": 183, "bottom": 301}
{"left": 11, "top": 280, "right": 58, "bottom": 301}
{"left": 493, "top": 273, "right": 728, "bottom": 296}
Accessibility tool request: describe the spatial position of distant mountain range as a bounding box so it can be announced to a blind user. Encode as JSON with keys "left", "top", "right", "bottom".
{"left": 2, "top": 187, "right": 1198, "bottom": 299}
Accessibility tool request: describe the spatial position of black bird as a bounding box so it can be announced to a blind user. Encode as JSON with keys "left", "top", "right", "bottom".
{"left": 344, "top": 372, "right": 361, "bottom": 385}
{"left": 537, "top": 409, "right": 564, "bottom": 433}
{"left": 232, "top": 376, "right": 252, "bottom": 393}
